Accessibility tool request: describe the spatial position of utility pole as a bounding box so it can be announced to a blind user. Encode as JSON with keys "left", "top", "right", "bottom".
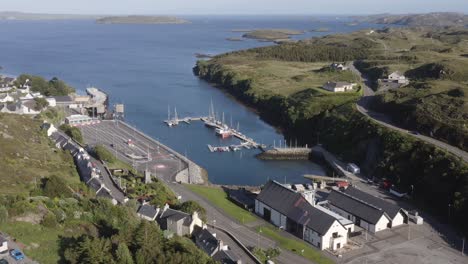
{"left": 462, "top": 237, "right": 465, "bottom": 256}
{"left": 408, "top": 223, "right": 411, "bottom": 240}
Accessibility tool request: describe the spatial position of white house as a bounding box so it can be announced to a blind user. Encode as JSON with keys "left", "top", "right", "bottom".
{"left": 0, "top": 93, "right": 14, "bottom": 103}
{"left": 255, "top": 181, "right": 351, "bottom": 251}
{"left": 0, "top": 236, "right": 7, "bottom": 254}
{"left": 330, "top": 63, "right": 348, "bottom": 71}
{"left": 41, "top": 122, "right": 58, "bottom": 137}
{"left": 46, "top": 97, "right": 57, "bottom": 107}
{"left": 19, "top": 93, "right": 34, "bottom": 101}
{"left": 388, "top": 71, "right": 408, "bottom": 84}
{"left": 327, "top": 186, "right": 408, "bottom": 233}
{"left": 323, "top": 81, "right": 356, "bottom": 92}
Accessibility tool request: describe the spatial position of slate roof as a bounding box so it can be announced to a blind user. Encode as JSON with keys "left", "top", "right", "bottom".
{"left": 256, "top": 181, "right": 338, "bottom": 235}
{"left": 87, "top": 177, "right": 103, "bottom": 191}
{"left": 159, "top": 208, "right": 190, "bottom": 224}
{"left": 213, "top": 249, "right": 240, "bottom": 264}
{"left": 193, "top": 226, "right": 219, "bottom": 256}
{"left": 96, "top": 187, "right": 113, "bottom": 200}
{"left": 344, "top": 186, "right": 404, "bottom": 219}
{"left": 53, "top": 96, "right": 73, "bottom": 103}
{"left": 227, "top": 188, "right": 255, "bottom": 208}
{"left": 138, "top": 204, "right": 159, "bottom": 219}
{"left": 327, "top": 189, "right": 391, "bottom": 224}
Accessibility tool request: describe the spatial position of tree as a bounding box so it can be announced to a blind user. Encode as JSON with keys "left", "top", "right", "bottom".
{"left": 132, "top": 221, "right": 163, "bottom": 263}
{"left": 34, "top": 97, "right": 49, "bottom": 111}
{"left": 59, "top": 124, "right": 84, "bottom": 144}
{"left": 116, "top": 243, "right": 134, "bottom": 264}
{"left": 42, "top": 175, "right": 72, "bottom": 198}
{"left": 177, "top": 201, "right": 207, "bottom": 222}
{"left": 78, "top": 237, "right": 114, "bottom": 264}
{"left": 41, "top": 212, "right": 58, "bottom": 228}
{"left": 94, "top": 145, "right": 116, "bottom": 163}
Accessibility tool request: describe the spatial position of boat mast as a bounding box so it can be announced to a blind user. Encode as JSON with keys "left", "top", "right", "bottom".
{"left": 174, "top": 107, "right": 178, "bottom": 121}
{"left": 168, "top": 105, "right": 170, "bottom": 120}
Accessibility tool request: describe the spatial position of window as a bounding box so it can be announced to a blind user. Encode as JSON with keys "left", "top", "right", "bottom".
{"left": 332, "top": 232, "right": 338, "bottom": 238}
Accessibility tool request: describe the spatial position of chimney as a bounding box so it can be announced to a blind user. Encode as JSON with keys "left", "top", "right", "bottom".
{"left": 162, "top": 203, "right": 170, "bottom": 213}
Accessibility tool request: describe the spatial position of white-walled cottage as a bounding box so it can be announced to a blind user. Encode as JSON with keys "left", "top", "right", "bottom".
{"left": 327, "top": 186, "right": 408, "bottom": 233}
{"left": 255, "top": 181, "right": 351, "bottom": 251}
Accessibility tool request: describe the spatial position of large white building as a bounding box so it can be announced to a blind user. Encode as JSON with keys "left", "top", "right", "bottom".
{"left": 255, "top": 181, "right": 352, "bottom": 251}
{"left": 322, "top": 81, "right": 356, "bottom": 92}
{"left": 327, "top": 186, "right": 408, "bottom": 233}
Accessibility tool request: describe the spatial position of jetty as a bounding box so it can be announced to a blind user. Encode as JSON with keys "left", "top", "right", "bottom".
{"left": 164, "top": 105, "right": 265, "bottom": 151}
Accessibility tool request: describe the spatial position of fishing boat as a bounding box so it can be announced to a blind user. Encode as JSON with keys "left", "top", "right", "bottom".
{"left": 216, "top": 127, "right": 232, "bottom": 138}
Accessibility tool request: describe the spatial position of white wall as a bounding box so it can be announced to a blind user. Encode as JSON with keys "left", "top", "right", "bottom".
{"left": 322, "top": 221, "right": 348, "bottom": 251}
{"left": 255, "top": 200, "right": 286, "bottom": 228}
{"left": 372, "top": 215, "right": 390, "bottom": 233}
{"left": 391, "top": 211, "right": 405, "bottom": 227}
{"left": 255, "top": 200, "right": 286, "bottom": 227}
{"left": 329, "top": 204, "right": 390, "bottom": 233}
{"left": 0, "top": 241, "right": 7, "bottom": 253}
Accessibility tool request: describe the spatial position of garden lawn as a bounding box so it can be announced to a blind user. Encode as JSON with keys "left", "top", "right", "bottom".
{"left": 256, "top": 225, "right": 335, "bottom": 264}
{"left": 185, "top": 184, "right": 257, "bottom": 224}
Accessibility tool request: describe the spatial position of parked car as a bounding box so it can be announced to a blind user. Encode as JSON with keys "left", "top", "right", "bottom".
{"left": 9, "top": 249, "right": 24, "bottom": 261}
{"left": 0, "top": 258, "right": 8, "bottom": 264}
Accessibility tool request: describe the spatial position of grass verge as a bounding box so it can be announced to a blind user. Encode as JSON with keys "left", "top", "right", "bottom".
{"left": 185, "top": 184, "right": 257, "bottom": 224}
{"left": 256, "top": 225, "right": 335, "bottom": 264}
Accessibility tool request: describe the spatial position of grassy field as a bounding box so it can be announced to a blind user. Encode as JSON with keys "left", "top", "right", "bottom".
{"left": 256, "top": 225, "right": 334, "bottom": 264}
{"left": 185, "top": 184, "right": 257, "bottom": 224}
{"left": 217, "top": 56, "right": 359, "bottom": 97}
{"left": 0, "top": 114, "right": 81, "bottom": 195}
{"left": 0, "top": 221, "right": 65, "bottom": 264}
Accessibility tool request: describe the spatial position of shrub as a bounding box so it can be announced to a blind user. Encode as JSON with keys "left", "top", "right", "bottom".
{"left": 94, "top": 145, "right": 116, "bottom": 163}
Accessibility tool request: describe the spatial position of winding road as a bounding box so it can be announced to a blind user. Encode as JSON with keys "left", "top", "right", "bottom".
{"left": 348, "top": 62, "right": 468, "bottom": 163}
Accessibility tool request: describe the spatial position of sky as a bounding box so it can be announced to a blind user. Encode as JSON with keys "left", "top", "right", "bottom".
{"left": 0, "top": 0, "right": 467, "bottom": 15}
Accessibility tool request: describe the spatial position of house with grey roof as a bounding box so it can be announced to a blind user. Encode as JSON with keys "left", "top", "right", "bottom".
{"left": 322, "top": 81, "right": 356, "bottom": 92}
{"left": 157, "top": 204, "right": 203, "bottom": 236}
{"left": 137, "top": 203, "right": 160, "bottom": 221}
{"left": 327, "top": 186, "right": 407, "bottom": 233}
{"left": 193, "top": 226, "right": 242, "bottom": 264}
{"left": 255, "top": 180, "right": 351, "bottom": 251}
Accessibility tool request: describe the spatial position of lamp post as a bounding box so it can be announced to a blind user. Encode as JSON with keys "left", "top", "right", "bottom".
{"left": 448, "top": 203, "right": 452, "bottom": 222}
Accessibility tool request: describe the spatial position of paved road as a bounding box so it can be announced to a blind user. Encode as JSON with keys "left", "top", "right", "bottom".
{"left": 348, "top": 62, "right": 468, "bottom": 163}
{"left": 167, "top": 182, "right": 316, "bottom": 264}
{"left": 80, "top": 121, "right": 183, "bottom": 182}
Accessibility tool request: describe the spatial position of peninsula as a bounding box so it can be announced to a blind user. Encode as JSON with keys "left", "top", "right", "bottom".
{"left": 352, "top": 12, "right": 468, "bottom": 27}
{"left": 194, "top": 26, "right": 468, "bottom": 239}
{"left": 96, "top": 15, "right": 190, "bottom": 24}
{"left": 241, "top": 29, "right": 305, "bottom": 42}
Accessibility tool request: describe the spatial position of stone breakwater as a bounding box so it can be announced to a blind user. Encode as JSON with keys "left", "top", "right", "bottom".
{"left": 256, "top": 147, "right": 312, "bottom": 160}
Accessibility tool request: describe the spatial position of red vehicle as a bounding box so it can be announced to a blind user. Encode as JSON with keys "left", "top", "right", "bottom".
{"left": 381, "top": 179, "right": 392, "bottom": 190}
{"left": 336, "top": 181, "right": 349, "bottom": 188}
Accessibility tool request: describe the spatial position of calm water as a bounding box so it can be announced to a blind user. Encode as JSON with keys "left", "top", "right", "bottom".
{"left": 0, "top": 16, "right": 380, "bottom": 186}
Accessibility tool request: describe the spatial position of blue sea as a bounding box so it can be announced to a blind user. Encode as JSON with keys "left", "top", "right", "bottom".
{"left": 0, "top": 16, "right": 382, "bottom": 186}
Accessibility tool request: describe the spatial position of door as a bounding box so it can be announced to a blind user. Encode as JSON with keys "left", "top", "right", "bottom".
{"left": 263, "top": 208, "right": 271, "bottom": 222}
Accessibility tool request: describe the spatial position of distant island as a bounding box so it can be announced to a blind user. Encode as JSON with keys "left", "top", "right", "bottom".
{"left": 352, "top": 12, "right": 468, "bottom": 27}
{"left": 310, "top": 28, "right": 330, "bottom": 32}
{"left": 241, "top": 29, "right": 305, "bottom": 42}
{"left": 0, "top": 11, "right": 99, "bottom": 20}
{"left": 96, "top": 15, "right": 190, "bottom": 24}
